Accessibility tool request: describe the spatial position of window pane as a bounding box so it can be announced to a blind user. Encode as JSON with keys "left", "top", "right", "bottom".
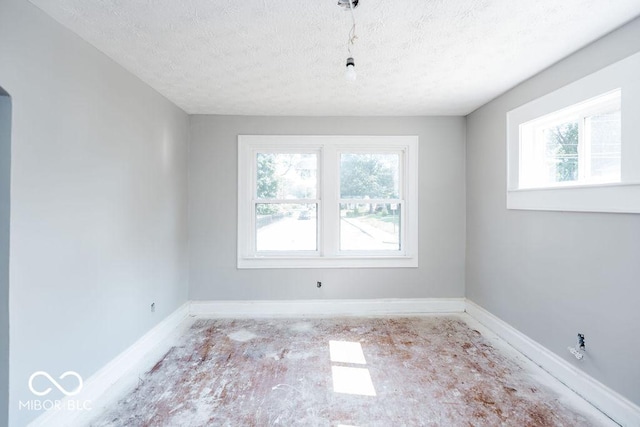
{"left": 543, "top": 121, "right": 579, "bottom": 183}
{"left": 586, "top": 109, "right": 621, "bottom": 181}
{"left": 340, "top": 203, "right": 400, "bottom": 251}
{"left": 256, "top": 204, "right": 317, "bottom": 251}
{"left": 518, "top": 90, "right": 622, "bottom": 189}
{"left": 340, "top": 153, "right": 399, "bottom": 199}
{"left": 256, "top": 153, "right": 317, "bottom": 199}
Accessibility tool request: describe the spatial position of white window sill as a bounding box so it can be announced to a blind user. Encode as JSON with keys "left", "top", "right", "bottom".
{"left": 515, "top": 181, "right": 637, "bottom": 191}
{"left": 507, "top": 182, "right": 640, "bottom": 213}
{"left": 237, "top": 256, "right": 418, "bottom": 269}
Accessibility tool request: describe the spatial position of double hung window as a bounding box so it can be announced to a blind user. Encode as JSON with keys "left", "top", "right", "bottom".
{"left": 238, "top": 136, "right": 419, "bottom": 268}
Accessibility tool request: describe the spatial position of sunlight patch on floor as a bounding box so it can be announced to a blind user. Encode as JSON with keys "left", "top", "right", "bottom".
{"left": 330, "top": 340, "right": 376, "bottom": 396}
{"left": 329, "top": 340, "right": 367, "bottom": 364}
{"left": 331, "top": 366, "right": 376, "bottom": 397}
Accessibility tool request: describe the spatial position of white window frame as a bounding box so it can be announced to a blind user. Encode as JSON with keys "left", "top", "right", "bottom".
{"left": 506, "top": 51, "right": 640, "bottom": 213}
{"left": 238, "top": 135, "right": 419, "bottom": 269}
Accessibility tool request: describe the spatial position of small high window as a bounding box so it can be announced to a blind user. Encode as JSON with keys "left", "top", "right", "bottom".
{"left": 506, "top": 51, "right": 640, "bottom": 214}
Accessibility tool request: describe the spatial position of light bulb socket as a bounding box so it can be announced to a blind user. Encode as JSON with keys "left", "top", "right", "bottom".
{"left": 345, "top": 57, "right": 357, "bottom": 81}
{"left": 338, "top": 0, "right": 359, "bottom": 10}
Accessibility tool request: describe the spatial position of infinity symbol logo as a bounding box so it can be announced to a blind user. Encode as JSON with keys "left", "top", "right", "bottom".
{"left": 28, "top": 371, "right": 83, "bottom": 397}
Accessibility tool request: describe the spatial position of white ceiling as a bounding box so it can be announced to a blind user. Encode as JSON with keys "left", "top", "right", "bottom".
{"left": 29, "top": 0, "right": 640, "bottom": 116}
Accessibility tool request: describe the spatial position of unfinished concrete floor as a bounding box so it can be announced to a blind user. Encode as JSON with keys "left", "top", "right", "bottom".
{"left": 90, "top": 315, "right": 614, "bottom": 426}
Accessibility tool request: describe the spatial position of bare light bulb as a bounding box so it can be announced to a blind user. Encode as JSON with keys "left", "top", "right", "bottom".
{"left": 345, "top": 57, "right": 357, "bottom": 81}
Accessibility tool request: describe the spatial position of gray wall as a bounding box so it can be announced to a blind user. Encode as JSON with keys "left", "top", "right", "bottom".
{"left": 0, "top": 90, "right": 11, "bottom": 427}
{"left": 189, "top": 115, "right": 466, "bottom": 301}
{"left": 3, "top": 0, "right": 637, "bottom": 422}
{"left": 466, "top": 17, "right": 640, "bottom": 406}
{"left": 0, "top": 1, "right": 190, "bottom": 425}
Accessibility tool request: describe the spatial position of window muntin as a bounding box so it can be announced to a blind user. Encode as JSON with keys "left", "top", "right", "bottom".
{"left": 238, "top": 136, "right": 419, "bottom": 268}
{"left": 519, "top": 90, "right": 621, "bottom": 189}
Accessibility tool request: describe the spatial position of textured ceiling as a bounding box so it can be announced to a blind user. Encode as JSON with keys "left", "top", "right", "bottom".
{"left": 29, "top": 0, "right": 640, "bottom": 116}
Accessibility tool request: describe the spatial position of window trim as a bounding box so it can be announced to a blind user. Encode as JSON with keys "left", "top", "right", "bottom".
{"left": 506, "top": 51, "right": 640, "bottom": 214}
{"left": 238, "top": 135, "right": 419, "bottom": 269}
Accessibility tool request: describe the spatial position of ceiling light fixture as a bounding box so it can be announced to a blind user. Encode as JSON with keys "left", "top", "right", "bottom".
{"left": 339, "top": 0, "right": 358, "bottom": 81}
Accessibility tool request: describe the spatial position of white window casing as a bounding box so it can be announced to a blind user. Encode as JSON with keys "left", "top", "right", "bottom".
{"left": 238, "top": 135, "right": 419, "bottom": 268}
{"left": 506, "top": 51, "right": 640, "bottom": 213}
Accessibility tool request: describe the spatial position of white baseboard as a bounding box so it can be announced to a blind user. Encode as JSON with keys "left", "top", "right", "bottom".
{"left": 189, "top": 298, "right": 466, "bottom": 317}
{"left": 465, "top": 300, "right": 640, "bottom": 427}
{"left": 28, "top": 302, "right": 192, "bottom": 427}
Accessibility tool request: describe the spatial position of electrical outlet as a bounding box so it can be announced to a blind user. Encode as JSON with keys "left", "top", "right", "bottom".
{"left": 577, "top": 333, "right": 585, "bottom": 350}
{"left": 151, "top": 302, "right": 155, "bottom": 313}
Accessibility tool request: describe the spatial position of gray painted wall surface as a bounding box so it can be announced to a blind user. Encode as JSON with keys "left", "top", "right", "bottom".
{"left": 189, "top": 115, "right": 466, "bottom": 301}
{"left": 0, "top": 93, "right": 11, "bottom": 427}
{"left": 0, "top": 1, "right": 190, "bottom": 425}
{"left": 2, "top": 0, "right": 637, "bottom": 421}
{"left": 466, "top": 17, "right": 640, "bottom": 406}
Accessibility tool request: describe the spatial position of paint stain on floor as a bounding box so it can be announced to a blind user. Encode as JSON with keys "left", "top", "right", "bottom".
{"left": 89, "top": 316, "right": 612, "bottom": 426}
